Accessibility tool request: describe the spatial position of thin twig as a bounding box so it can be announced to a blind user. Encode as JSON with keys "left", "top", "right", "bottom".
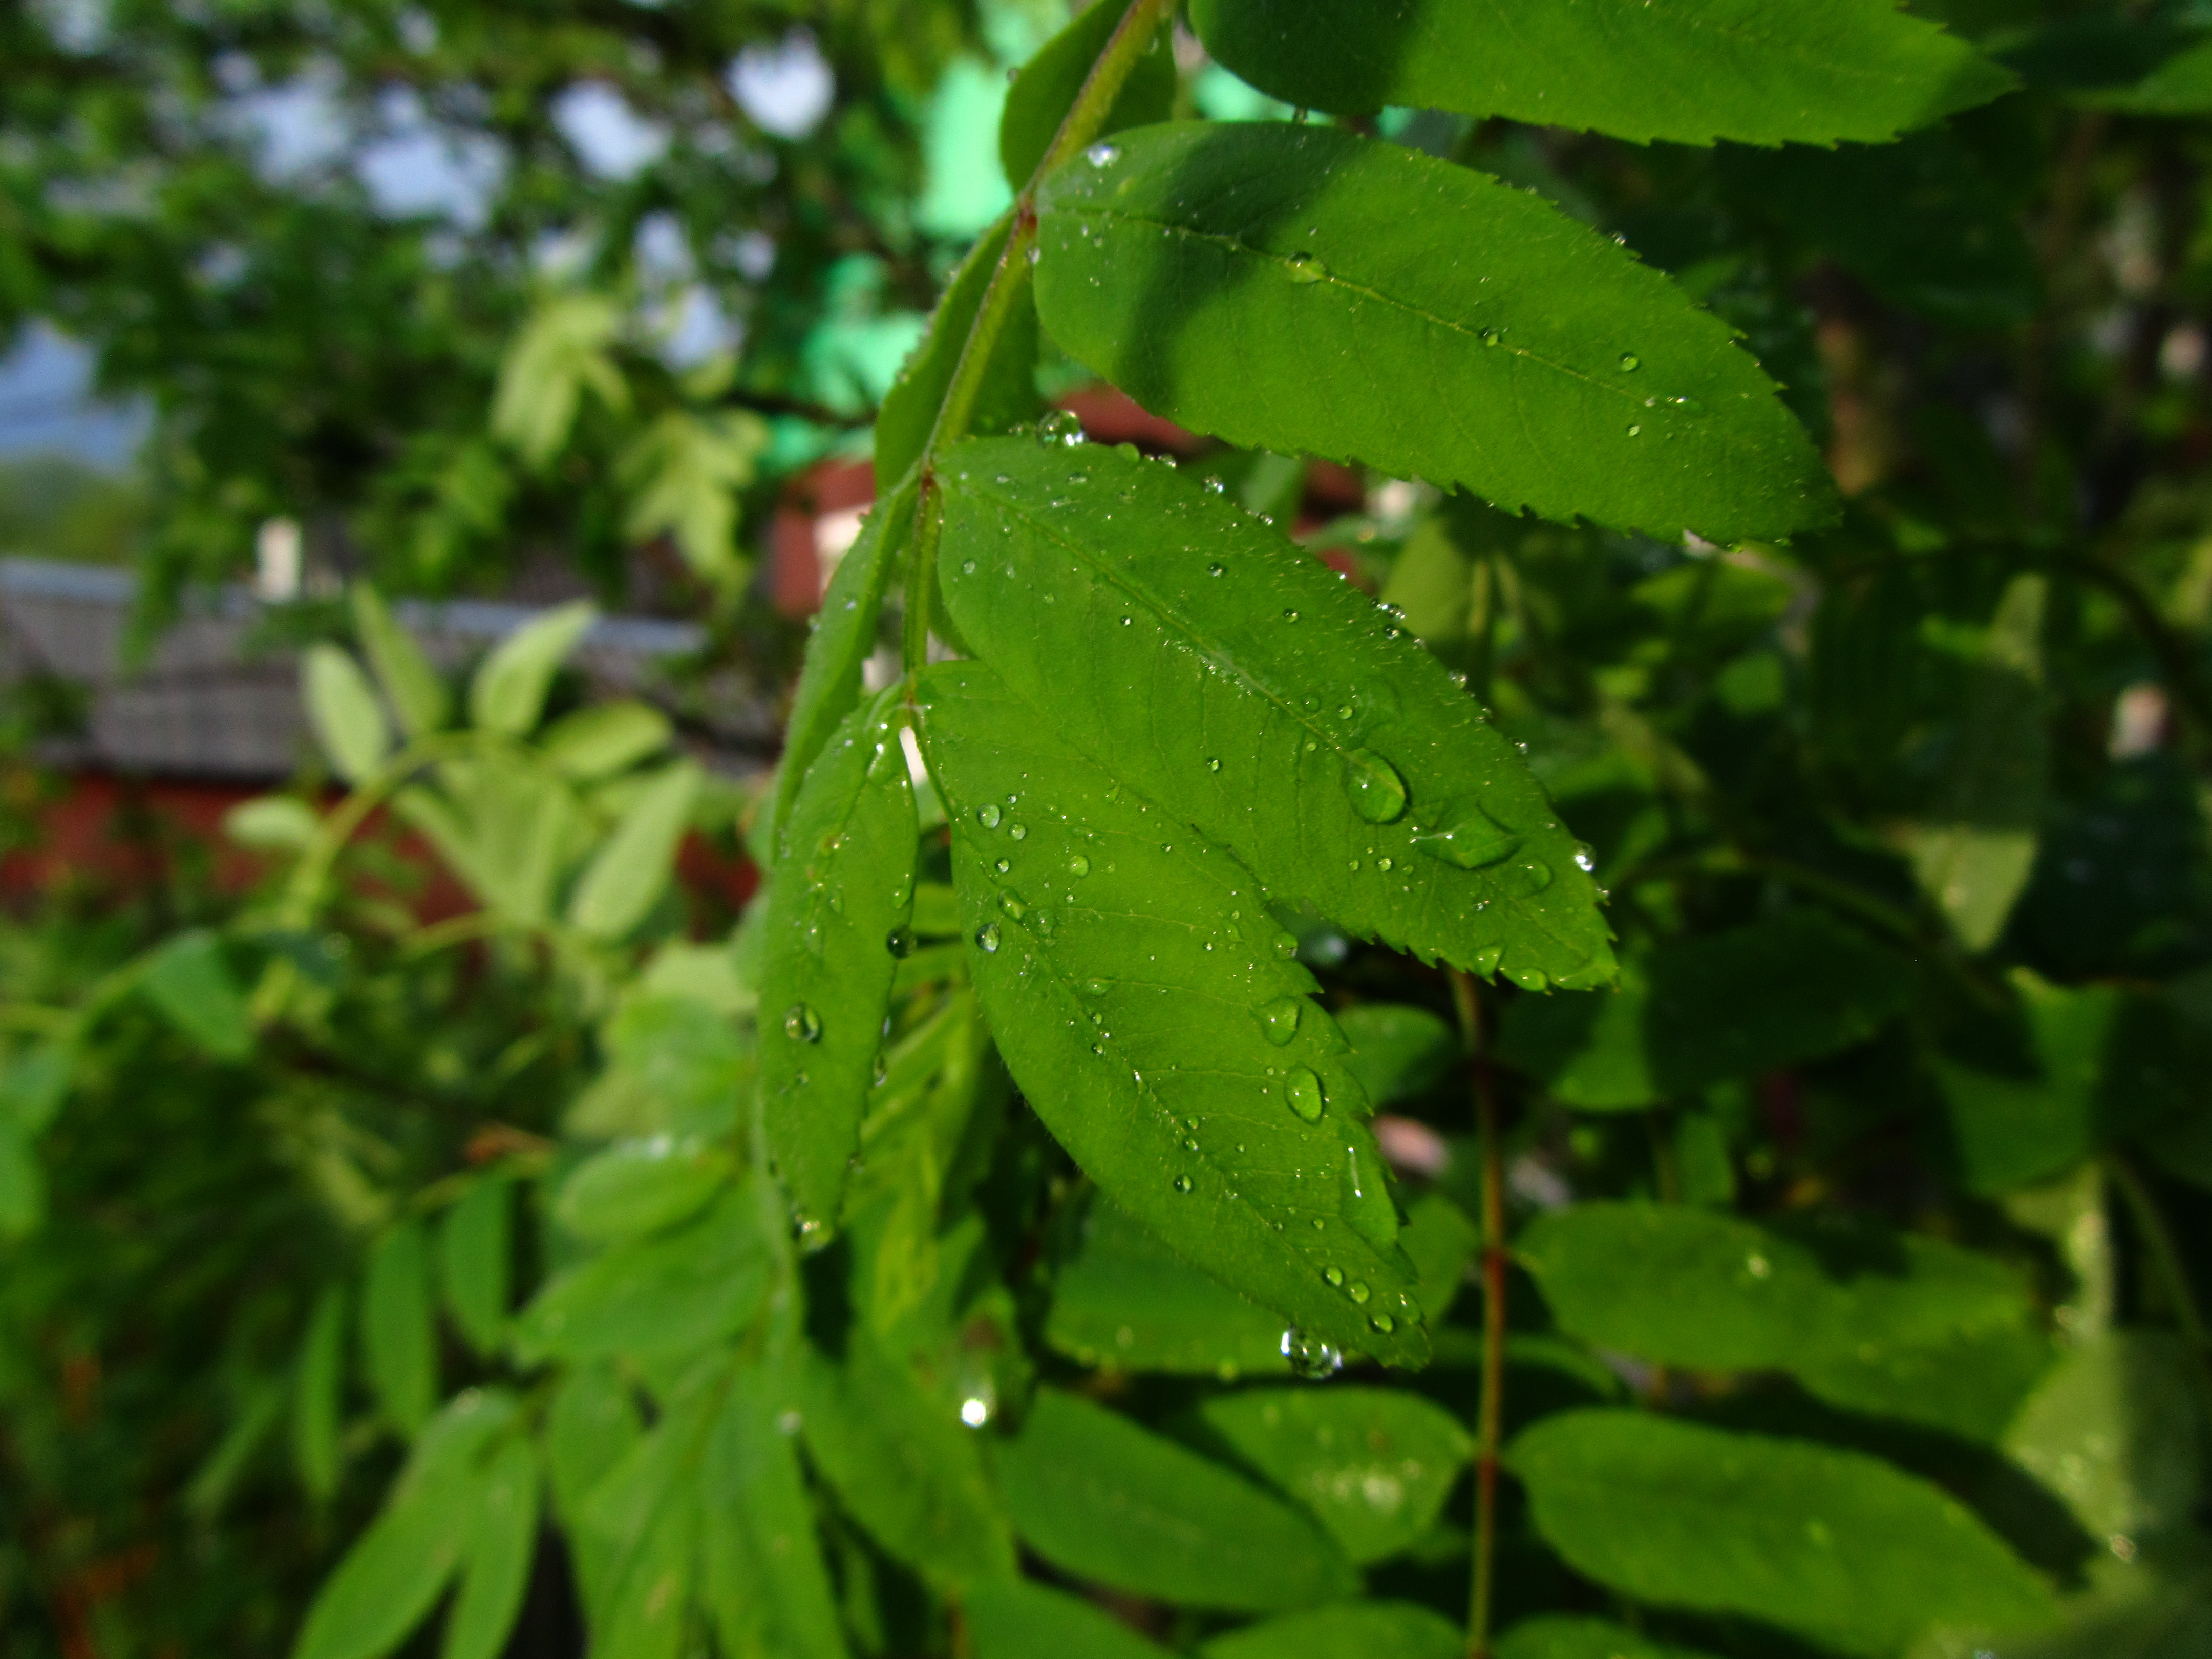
{"left": 1450, "top": 970, "right": 1506, "bottom": 1659}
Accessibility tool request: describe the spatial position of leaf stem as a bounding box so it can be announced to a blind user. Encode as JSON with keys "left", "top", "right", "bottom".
{"left": 899, "top": 0, "right": 1175, "bottom": 675}
{"left": 1450, "top": 969, "right": 1507, "bottom": 1659}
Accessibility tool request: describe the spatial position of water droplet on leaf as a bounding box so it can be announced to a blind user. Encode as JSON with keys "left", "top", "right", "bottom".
{"left": 1084, "top": 141, "right": 1121, "bottom": 167}
{"left": 976, "top": 923, "right": 1001, "bottom": 953}
{"left": 976, "top": 803, "right": 1002, "bottom": 830}
{"left": 1259, "top": 996, "right": 1302, "bottom": 1045}
{"left": 1345, "top": 749, "right": 1408, "bottom": 823}
{"left": 784, "top": 1003, "right": 822, "bottom": 1044}
{"left": 1285, "top": 1066, "right": 1325, "bottom": 1122}
{"left": 1413, "top": 807, "right": 1520, "bottom": 869}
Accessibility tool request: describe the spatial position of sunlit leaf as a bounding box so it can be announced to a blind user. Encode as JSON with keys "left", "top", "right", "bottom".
{"left": 468, "top": 601, "right": 596, "bottom": 737}
{"left": 351, "top": 583, "right": 449, "bottom": 737}
{"left": 568, "top": 759, "right": 703, "bottom": 940}
{"left": 999, "top": 0, "right": 1175, "bottom": 187}
{"left": 304, "top": 644, "right": 393, "bottom": 784}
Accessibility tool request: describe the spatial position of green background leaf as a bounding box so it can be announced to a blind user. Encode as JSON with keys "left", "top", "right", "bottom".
{"left": 568, "top": 759, "right": 703, "bottom": 940}
{"left": 1201, "top": 1601, "right": 1465, "bottom": 1658}
{"left": 361, "top": 1221, "right": 438, "bottom": 1438}
{"left": 998, "top": 0, "right": 1175, "bottom": 187}
{"left": 467, "top": 601, "right": 595, "bottom": 736}
{"left": 967, "top": 1578, "right": 1167, "bottom": 1659}
{"left": 139, "top": 931, "right": 254, "bottom": 1060}
{"left": 303, "top": 644, "right": 393, "bottom": 784}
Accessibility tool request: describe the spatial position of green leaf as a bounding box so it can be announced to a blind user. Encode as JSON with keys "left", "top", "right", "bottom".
{"left": 1186, "top": 0, "right": 2011, "bottom": 144}
{"left": 0, "top": 1040, "right": 69, "bottom": 1137}
{"left": 999, "top": 0, "right": 1175, "bottom": 187}
{"left": 1518, "top": 1202, "right": 2049, "bottom": 1440}
{"left": 796, "top": 1335, "right": 1015, "bottom": 1592}
{"left": 2003, "top": 1331, "right": 2202, "bottom": 1541}
{"left": 2080, "top": 36, "right": 2212, "bottom": 113}
{"left": 574, "top": 1382, "right": 710, "bottom": 1659}
{"left": 1494, "top": 1617, "right": 1718, "bottom": 1659}
{"left": 1338, "top": 1004, "right": 1458, "bottom": 1108}
{"left": 698, "top": 1364, "right": 850, "bottom": 1659}
{"left": 351, "top": 584, "right": 449, "bottom": 737}
{"left": 542, "top": 700, "right": 673, "bottom": 780}
{"left": 967, "top": 1578, "right": 1167, "bottom": 1659}
{"left": 0, "top": 1119, "right": 41, "bottom": 1239}
{"left": 937, "top": 439, "right": 1609, "bottom": 993}
{"left": 1046, "top": 1194, "right": 1294, "bottom": 1377}
{"left": 916, "top": 661, "right": 1429, "bottom": 1365}
{"left": 1936, "top": 970, "right": 2121, "bottom": 1193}
{"left": 514, "top": 1181, "right": 774, "bottom": 1367}
{"left": 1196, "top": 1385, "right": 1472, "bottom": 1563}
{"left": 226, "top": 795, "right": 322, "bottom": 852}
{"left": 187, "top": 1378, "right": 286, "bottom": 1519}
{"left": 759, "top": 687, "right": 918, "bottom": 1233}
{"left": 1201, "top": 1603, "right": 1465, "bottom": 1659}
{"left": 492, "top": 291, "right": 629, "bottom": 467}
{"left": 557, "top": 1137, "right": 732, "bottom": 1242}
{"left": 568, "top": 759, "right": 704, "bottom": 940}
{"left": 766, "top": 477, "right": 914, "bottom": 853}
{"left": 1493, "top": 913, "right": 1910, "bottom": 1110}
{"left": 1401, "top": 1190, "right": 1479, "bottom": 1326}
{"left": 439, "top": 1179, "right": 513, "bottom": 1355}
{"left": 1031, "top": 124, "right": 1832, "bottom": 541}
{"left": 304, "top": 643, "right": 394, "bottom": 784}
{"left": 292, "top": 1390, "right": 518, "bottom": 1659}
{"left": 292, "top": 1285, "right": 348, "bottom": 1503}
{"left": 876, "top": 219, "right": 1041, "bottom": 489}
{"left": 362, "top": 1220, "right": 438, "bottom": 1437}
{"left": 1507, "top": 1409, "right": 2055, "bottom": 1657}
{"left": 616, "top": 408, "right": 767, "bottom": 587}
{"left": 994, "top": 1388, "right": 1358, "bottom": 1612}
{"left": 441, "top": 1438, "right": 539, "bottom": 1659}
{"left": 468, "top": 600, "right": 596, "bottom": 736}
{"left": 545, "top": 1364, "right": 643, "bottom": 1528}
{"left": 140, "top": 929, "right": 253, "bottom": 1059}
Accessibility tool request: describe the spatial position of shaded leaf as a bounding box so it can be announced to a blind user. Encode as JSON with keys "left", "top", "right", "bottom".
{"left": 292, "top": 1285, "right": 348, "bottom": 1503}
{"left": 439, "top": 1178, "right": 512, "bottom": 1356}
{"left": 469, "top": 601, "right": 595, "bottom": 736}
{"left": 1046, "top": 1194, "right": 1293, "bottom": 1377}
{"left": 441, "top": 1438, "right": 539, "bottom": 1659}
{"left": 1494, "top": 1617, "right": 1718, "bottom": 1659}
{"left": 1493, "top": 912, "right": 1910, "bottom": 1110}
{"left": 1187, "top": 0, "right": 2011, "bottom": 144}
{"left": 1507, "top": 1409, "right": 2055, "bottom": 1657}
{"left": 568, "top": 759, "right": 703, "bottom": 940}
{"left": 994, "top": 1388, "right": 1358, "bottom": 1613}
{"left": 1196, "top": 1386, "right": 1472, "bottom": 1563}
{"left": 542, "top": 701, "right": 672, "bottom": 780}
{"left": 936, "top": 438, "right": 1610, "bottom": 990}
{"left": 1338, "top": 1004, "right": 1458, "bottom": 1108}
{"left": 1401, "top": 1191, "right": 1479, "bottom": 1326}
{"left": 545, "top": 1365, "right": 643, "bottom": 1528}
{"left": 2003, "top": 1331, "right": 2201, "bottom": 1540}
{"left": 967, "top": 1578, "right": 1167, "bottom": 1659}
{"left": 698, "top": 1364, "right": 850, "bottom": 1659}
{"left": 352, "top": 584, "right": 448, "bottom": 737}
{"left": 876, "top": 219, "right": 1040, "bottom": 489}
{"left": 999, "top": 0, "right": 1175, "bottom": 187}
{"left": 140, "top": 929, "right": 253, "bottom": 1060}
{"left": 1032, "top": 124, "right": 1831, "bottom": 540}
{"left": 2080, "top": 36, "right": 2212, "bottom": 113}
{"left": 304, "top": 644, "right": 393, "bottom": 784}
{"left": 917, "top": 661, "right": 1427, "bottom": 1365}
{"left": 1202, "top": 1602, "right": 1465, "bottom": 1659}
{"left": 759, "top": 687, "right": 918, "bottom": 1233}
{"left": 0, "top": 1117, "right": 43, "bottom": 1239}
{"left": 362, "top": 1220, "right": 438, "bottom": 1437}
{"left": 556, "top": 1136, "right": 732, "bottom": 1243}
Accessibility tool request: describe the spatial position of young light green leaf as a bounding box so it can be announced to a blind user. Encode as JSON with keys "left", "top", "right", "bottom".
{"left": 1196, "top": 1386, "right": 1472, "bottom": 1563}
{"left": 556, "top": 1136, "right": 732, "bottom": 1242}
{"left": 363, "top": 1219, "right": 438, "bottom": 1437}
{"left": 1507, "top": 1410, "right": 2056, "bottom": 1657}
{"left": 140, "top": 929, "right": 253, "bottom": 1059}
{"left": 917, "top": 662, "right": 1429, "bottom": 1366}
{"left": 467, "top": 600, "right": 595, "bottom": 736}
{"left": 441, "top": 1438, "right": 539, "bottom": 1659}
{"left": 226, "top": 794, "right": 322, "bottom": 853}
{"left": 1518, "top": 1202, "right": 2050, "bottom": 1441}
{"left": 1337, "top": 1004, "right": 1458, "bottom": 1108}
{"left": 292, "top": 1285, "right": 347, "bottom": 1502}
{"left": 1493, "top": 912, "right": 1910, "bottom": 1109}
{"left": 759, "top": 687, "right": 918, "bottom": 1234}
{"left": 967, "top": 1578, "right": 1168, "bottom": 1659}
{"left": 995, "top": 1388, "right": 1358, "bottom": 1612}
{"left": 1201, "top": 1603, "right": 1465, "bottom": 1659}
{"left": 492, "top": 291, "right": 628, "bottom": 467}
{"left": 439, "top": 1178, "right": 512, "bottom": 1355}
{"left": 1494, "top": 1617, "right": 1718, "bottom": 1659}
{"left": 936, "top": 440, "right": 1611, "bottom": 991}
{"left": 1186, "top": 0, "right": 2011, "bottom": 145}
{"left": 395, "top": 754, "right": 585, "bottom": 925}
{"left": 304, "top": 643, "right": 394, "bottom": 784}
{"left": 766, "top": 476, "right": 915, "bottom": 852}
{"left": 796, "top": 1335, "right": 1016, "bottom": 1592}
{"left": 698, "top": 1363, "right": 850, "bottom": 1659}
{"left": 999, "top": 0, "right": 1175, "bottom": 187}
{"left": 1046, "top": 1195, "right": 1293, "bottom": 1377}
{"left": 542, "top": 700, "right": 673, "bottom": 780}
{"left": 568, "top": 758, "right": 703, "bottom": 939}
{"left": 514, "top": 1181, "right": 773, "bottom": 1367}
{"left": 876, "top": 220, "right": 1041, "bottom": 488}
{"left": 351, "top": 584, "right": 449, "bottom": 737}
{"left": 1032, "top": 124, "right": 1832, "bottom": 541}
{"left": 292, "top": 1390, "right": 519, "bottom": 1659}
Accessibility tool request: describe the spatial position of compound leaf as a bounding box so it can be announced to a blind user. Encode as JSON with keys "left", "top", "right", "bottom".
{"left": 916, "top": 661, "right": 1428, "bottom": 1365}
{"left": 759, "top": 687, "right": 918, "bottom": 1233}
{"left": 1196, "top": 1386, "right": 1472, "bottom": 1563}
{"left": 1507, "top": 1410, "right": 2055, "bottom": 1657}
{"left": 1032, "top": 124, "right": 1831, "bottom": 541}
{"left": 994, "top": 1389, "right": 1358, "bottom": 1612}
{"left": 937, "top": 440, "right": 1610, "bottom": 992}
{"left": 999, "top": 0, "right": 1176, "bottom": 187}
{"left": 1187, "top": 0, "right": 2011, "bottom": 145}
{"left": 1202, "top": 1603, "right": 1465, "bottom": 1659}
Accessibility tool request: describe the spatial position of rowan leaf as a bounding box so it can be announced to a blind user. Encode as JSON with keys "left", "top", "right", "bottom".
{"left": 936, "top": 438, "right": 1611, "bottom": 991}
{"left": 555, "top": 1136, "right": 732, "bottom": 1243}
{"left": 351, "top": 584, "right": 449, "bottom": 738}
{"left": 441, "top": 1439, "right": 539, "bottom": 1659}
{"left": 875, "top": 221, "right": 1039, "bottom": 490}
{"left": 994, "top": 1388, "right": 1359, "bottom": 1612}
{"left": 361, "top": 1220, "right": 438, "bottom": 1437}
{"left": 758, "top": 687, "right": 918, "bottom": 1233}
{"left": 568, "top": 759, "right": 703, "bottom": 940}
{"left": 1201, "top": 1603, "right": 1465, "bottom": 1659}
{"left": 916, "top": 661, "right": 1429, "bottom": 1365}
{"left": 1186, "top": 0, "right": 2011, "bottom": 145}
{"left": 698, "top": 1364, "right": 850, "bottom": 1659}
{"left": 140, "top": 930, "right": 254, "bottom": 1060}
{"left": 304, "top": 644, "right": 393, "bottom": 784}
{"left": 439, "top": 1178, "right": 512, "bottom": 1355}
{"left": 468, "top": 601, "right": 595, "bottom": 736}
{"left": 1032, "top": 124, "right": 1832, "bottom": 541}
{"left": 999, "top": 0, "right": 1175, "bottom": 187}
{"left": 542, "top": 701, "right": 672, "bottom": 781}
{"left": 1507, "top": 1410, "right": 2056, "bottom": 1656}
{"left": 967, "top": 1578, "right": 1168, "bottom": 1659}
{"left": 1195, "top": 1386, "right": 1472, "bottom": 1563}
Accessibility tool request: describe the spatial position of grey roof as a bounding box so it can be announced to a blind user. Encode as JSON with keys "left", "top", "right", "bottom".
{"left": 0, "top": 558, "right": 777, "bottom": 782}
